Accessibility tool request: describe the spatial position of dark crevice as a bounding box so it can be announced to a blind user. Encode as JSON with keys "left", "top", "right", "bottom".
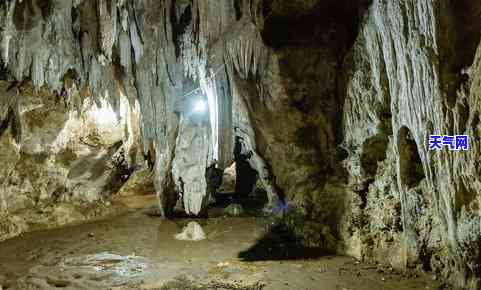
{"left": 144, "top": 141, "right": 156, "bottom": 171}
{"left": 357, "top": 185, "right": 370, "bottom": 210}
{"left": 262, "top": 0, "right": 273, "bottom": 19}
{"left": 446, "top": 0, "right": 481, "bottom": 73}
{"left": 0, "top": 59, "right": 11, "bottom": 81}
{"left": 0, "top": 107, "right": 15, "bottom": 139}
{"left": 10, "top": 107, "right": 21, "bottom": 144}
{"left": 36, "top": 0, "right": 53, "bottom": 20}
{"left": 440, "top": 0, "right": 481, "bottom": 107}
{"left": 13, "top": 0, "right": 36, "bottom": 31}
{"left": 471, "top": 112, "right": 480, "bottom": 138}
{"left": 0, "top": 105, "right": 22, "bottom": 144}
{"left": 233, "top": 0, "right": 243, "bottom": 20}
{"left": 419, "top": 242, "right": 433, "bottom": 272}
{"left": 455, "top": 180, "right": 477, "bottom": 213}
{"left": 457, "top": 100, "right": 469, "bottom": 134}
{"left": 398, "top": 127, "right": 425, "bottom": 189}
{"left": 360, "top": 134, "right": 389, "bottom": 178}
{"left": 261, "top": 0, "right": 371, "bottom": 50}
{"left": 234, "top": 136, "right": 258, "bottom": 195}
{"left": 171, "top": 3, "right": 192, "bottom": 58}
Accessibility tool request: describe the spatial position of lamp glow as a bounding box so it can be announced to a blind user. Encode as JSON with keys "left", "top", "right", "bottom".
{"left": 194, "top": 99, "right": 207, "bottom": 113}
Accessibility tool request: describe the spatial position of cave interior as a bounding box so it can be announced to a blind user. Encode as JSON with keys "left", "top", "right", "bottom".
{"left": 0, "top": 0, "right": 480, "bottom": 289}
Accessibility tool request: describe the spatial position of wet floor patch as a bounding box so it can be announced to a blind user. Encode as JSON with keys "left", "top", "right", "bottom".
{"left": 16, "top": 252, "right": 150, "bottom": 289}
{"left": 0, "top": 209, "right": 443, "bottom": 290}
{"left": 158, "top": 276, "right": 265, "bottom": 290}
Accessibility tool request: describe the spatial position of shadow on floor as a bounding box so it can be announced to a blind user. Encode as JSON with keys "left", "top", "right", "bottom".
{"left": 238, "top": 223, "right": 328, "bottom": 261}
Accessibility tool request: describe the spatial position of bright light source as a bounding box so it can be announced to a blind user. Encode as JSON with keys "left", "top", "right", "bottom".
{"left": 88, "top": 99, "right": 119, "bottom": 126}
{"left": 194, "top": 99, "right": 207, "bottom": 113}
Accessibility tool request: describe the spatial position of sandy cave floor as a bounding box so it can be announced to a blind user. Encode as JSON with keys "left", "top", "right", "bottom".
{"left": 0, "top": 195, "right": 445, "bottom": 290}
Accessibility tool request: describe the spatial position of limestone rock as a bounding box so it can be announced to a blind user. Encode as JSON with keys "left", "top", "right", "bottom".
{"left": 0, "top": 81, "right": 140, "bottom": 241}
{"left": 218, "top": 162, "right": 236, "bottom": 193}
{"left": 225, "top": 203, "right": 244, "bottom": 217}
{"left": 172, "top": 116, "right": 211, "bottom": 216}
{"left": 175, "top": 221, "right": 206, "bottom": 241}
{"left": 117, "top": 168, "right": 155, "bottom": 197}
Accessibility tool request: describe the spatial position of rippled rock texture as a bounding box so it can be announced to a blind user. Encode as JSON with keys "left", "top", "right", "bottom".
{"left": 0, "top": 80, "right": 142, "bottom": 241}
{"left": 1, "top": 0, "right": 481, "bottom": 288}
{"left": 342, "top": 1, "right": 481, "bottom": 288}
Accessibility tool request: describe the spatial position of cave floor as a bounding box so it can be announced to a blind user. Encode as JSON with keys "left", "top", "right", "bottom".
{"left": 0, "top": 195, "right": 442, "bottom": 290}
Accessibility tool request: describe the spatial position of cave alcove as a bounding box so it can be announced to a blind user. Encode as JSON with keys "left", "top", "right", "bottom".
{"left": 398, "top": 126, "right": 425, "bottom": 189}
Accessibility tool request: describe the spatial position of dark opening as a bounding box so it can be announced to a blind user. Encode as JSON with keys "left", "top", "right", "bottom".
{"left": 455, "top": 180, "right": 477, "bottom": 213}
{"left": 144, "top": 141, "right": 156, "bottom": 170}
{"left": 440, "top": 0, "right": 481, "bottom": 107}
{"left": 472, "top": 112, "right": 480, "bottom": 137}
{"left": 170, "top": 3, "right": 192, "bottom": 58}
{"left": 209, "top": 136, "right": 268, "bottom": 217}
{"left": 37, "top": 0, "right": 53, "bottom": 20}
{"left": 233, "top": 0, "right": 243, "bottom": 20}
{"left": 398, "top": 127, "right": 425, "bottom": 189}
{"left": 0, "top": 59, "right": 10, "bottom": 81}
{"left": 457, "top": 101, "right": 470, "bottom": 134}
{"left": 0, "top": 107, "right": 15, "bottom": 140}
{"left": 261, "top": 0, "right": 371, "bottom": 49}
{"left": 233, "top": 136, "right": 258, "bottom": 196}
{"left": 360, "top": 134, "right": 389, "bottom": 177}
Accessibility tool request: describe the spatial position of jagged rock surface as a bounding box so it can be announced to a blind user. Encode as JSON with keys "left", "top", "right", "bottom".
{"left": 172, "top": 115, "right": 211, "bottom": 216}
{"left": 342, "top": 0, "right": 481, "bottom": 288}
{"left": 0, "top": 81, "right": 140, "bottom": 241}
{"left": 1, "top": 1, "right": 481, "bottom": 288}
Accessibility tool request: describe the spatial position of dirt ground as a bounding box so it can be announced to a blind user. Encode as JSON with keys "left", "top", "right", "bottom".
{"left": 0, "top": 195, "right": 445, "bottom": 290}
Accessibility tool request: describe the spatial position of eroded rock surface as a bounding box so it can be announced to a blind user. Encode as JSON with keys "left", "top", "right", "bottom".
{"left": 341, "top": 0, "right": 481, "bottom": 288}
{"left": 1, "top": 1, "right": 481, "bottom": 288}
{"left": 172, "top": 116, "right": 211, "bottom": 216}
{"left": 0, "top": 81, "right": 140, "bottom": 241}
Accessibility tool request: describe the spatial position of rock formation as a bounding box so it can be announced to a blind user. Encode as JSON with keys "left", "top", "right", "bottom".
{"left": 0, "top": 0, "right": 480, "bottom": 288}
{"left": 0, "top": 80, "right": 141, "bottom": 241}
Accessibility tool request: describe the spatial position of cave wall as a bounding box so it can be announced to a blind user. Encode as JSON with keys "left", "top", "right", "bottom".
{"left": 230, "top": 74, "right": 279, "bottom": 207}
{"left": 1, "top": 0, "right": 481, "bottom": 288}
{"left": 198, "top": 0, "right": 481, "bottom": 287}
{"left": 0, "top": 81, "right": 140, "bottom": 241}
{"left": 343, "top": 0, "right": 481, "bottom": 288}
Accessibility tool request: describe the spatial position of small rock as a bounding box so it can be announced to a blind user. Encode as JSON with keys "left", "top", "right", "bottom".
{"left": 225, "top": 203, "right": 244, "bottom": 216}
{"left": 175, "top": 221, "right": 206, "bottom": 241}
{"left": 88, "top": 233, "right": 95, "bottom": 238}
